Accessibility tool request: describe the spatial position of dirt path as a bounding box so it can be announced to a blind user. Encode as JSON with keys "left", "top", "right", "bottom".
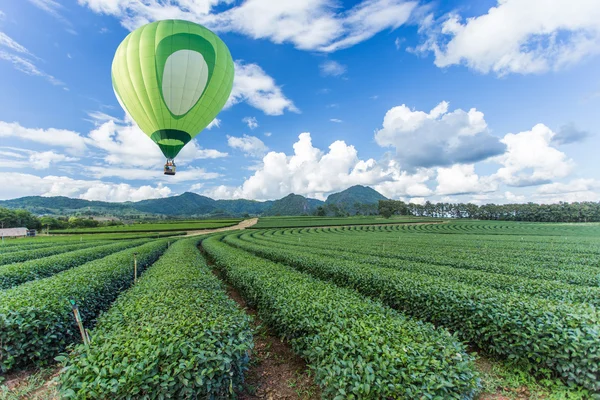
{"left": 185, "top": 218, "right": 258, "bottom": 236}
{"left": 201, "top": 245, "right": 320, "bottom": 400}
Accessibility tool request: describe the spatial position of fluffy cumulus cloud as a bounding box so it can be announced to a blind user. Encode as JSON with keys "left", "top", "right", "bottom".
{"left": 29, "top": 151, "right": 79, "bottom": 169}
{"left": 373, "top": 162, "right": 433, "bottom": 199}
{"left": 0, "top": 172, "right": 171, "bottom": 202}
{"left": 534, "top": 179, "right": 600, "bottom": 203}
{"left": 227, "top": 134, "right": 268, "bottom": 157}
{"left": 226, "top": 61, "right": 299, "bottom": 115}
{"left": 374, "top": 101, "right": 505, "bottom": 169}
{"left": 86, "top": 116, "right": 227, "bottom": 168}
{"left": 435, "top": 164, "right": 497, "bottom": 195}
{"left": 79, "top": 0, "right": 417, "bottom": 52}
{"left": 0, "top": 117, "right": 227, "bottom": 188}
{"left": 493, "top": 123, "right": 574, "bottom": 186}
{"left": 205, "top": 132, "right": 388, "bottom": 200}
{"left": 417, "top": 0, "right": 600, "bottom": 75}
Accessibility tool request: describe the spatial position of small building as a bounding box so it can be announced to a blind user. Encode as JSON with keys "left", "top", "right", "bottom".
{"left": 0, "top": 227, "right": 28, "bottom": 238}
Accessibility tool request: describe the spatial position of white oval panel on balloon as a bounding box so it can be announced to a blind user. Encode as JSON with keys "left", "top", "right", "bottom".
{"left": 162, "top": 49, "right": 209, "bottom": 116}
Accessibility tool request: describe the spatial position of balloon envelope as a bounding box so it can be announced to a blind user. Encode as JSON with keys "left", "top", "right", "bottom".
{"left": 111, "top": 20, "right": 234, "bottom": 159}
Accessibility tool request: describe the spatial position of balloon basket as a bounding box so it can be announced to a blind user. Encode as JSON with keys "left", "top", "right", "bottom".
{"left": 164, "top": 159, "right": 176, "bottom": 176}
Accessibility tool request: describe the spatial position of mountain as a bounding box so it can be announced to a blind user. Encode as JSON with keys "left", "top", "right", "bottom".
{"left": 265, "top": 194, "right": 324, "bottom": 216}
{"left": 216, "top": 199, "right": 273, "bottom": 215}
{"left": 0, "top": 186, "right": 387, "bottom": 217}
{"left": 133, "top": 192, "right": 216, "bottom": 215}
{"left": 326, "top": 185, "right": 388, "bottom": 205}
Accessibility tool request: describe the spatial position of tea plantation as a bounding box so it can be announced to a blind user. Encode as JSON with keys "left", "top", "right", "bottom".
{"left": 1, "top": 220, "right": 599, "bottom": 398}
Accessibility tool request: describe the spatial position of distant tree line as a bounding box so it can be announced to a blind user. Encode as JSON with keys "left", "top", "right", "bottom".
{"left": 313, "top": 202, "right": 379, "bottom": 217}
{"left": 0, "top": 208, "right": 42, "bottom": 230}
{"left": 378, "top": 200, "right": 600, "bottom": 222}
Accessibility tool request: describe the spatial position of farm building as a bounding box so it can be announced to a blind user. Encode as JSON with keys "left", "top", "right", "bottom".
{"left": 0, "top": 227, "right": 29, "bottom": 238}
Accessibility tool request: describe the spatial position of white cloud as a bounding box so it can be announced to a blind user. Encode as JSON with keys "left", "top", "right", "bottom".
{"left": 28, "top": 0, "right": 63, "bottom": 18}
{"left": 0, "top": 149, "right": 26, "bottom": 159}
{"left": 227, "top": 134, "right": 268, "bottom": 157}
{"left": 374, "top": 101, "right": 505, "bottom": 169}
{"left": 374, "top": 162, "right": 433, "bottom": 198}
{"left": 417, "top": 0, "right": 600, "bottom": 75}
{"left": 226, "top": 61, "right": 299, "bottom": 115}
{"left": 189, "top": 183, "right": 204, "bottom": 191}
{"left": 534, "top": 179, "right": 600, "bottom": 203}
{"left": 0, "top": 172, "right": 171, "bottom": 202}
{"left": 468, "top": 194, "right": 493, "bottom": 205}
{"left": 536, "top": 178, "right": 600, "bottom": 195}
{"left": 86, "top": 117, "right": 227, "bottom": 168}
{"left": 394, "top": 37, "right": 403, "bottom": 50}
{"left": 0, "top": 32, "right": 64, "bottom": 86}
{"left": 0, "top": 121, "right": 87, "bottom": 154}
{"left": 86, "top": 165, "right": 221, "bottom": 182}
{"left": 435, "top": 164, "right": 497, "bottom": 195}
{"left": 264, "top": 132, "right": 272, "bottom": 137}
{"left": 206, "top": 118, "right": 220, "bottom": 129}
{"left": 79, "top": 182, "right": 171, "bottom": 202}
{"left": 242, "top": 116, "right": 258, "bottom": 130}
{"left": 207, "top": 132, "right": 387, "bottom": 200}
{"left": 29, "top": 151, "right": 78, "bottom": 169}
{"left": 0, "top": 32, "right": 31, "bottom": 55}
{"left": 505, "top": 191, "right": 525, "bottom": 202}
{"left": 493, "top": 123, "right": 574, "bottom": 187}
{"left": 0, "top": 51, "right": 64, "bottom": 85}
{"left": 319, "top": 60, "right": 346, "bottom": 76}
{"left": 330, "top": 118, "right": 343, "bottom": 123}
{"left": 79, "top": 0, "right": 417, "bottom": 52}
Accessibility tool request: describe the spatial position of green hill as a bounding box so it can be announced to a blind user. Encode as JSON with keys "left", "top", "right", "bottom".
{"left": 266, "top": 194, "right": 324, "bottom": 216}
{"left": 0, "top": 186, "right": 388, "bottom": 218}
{"left": 326, "top": 185, "right": 388, "bottom": 205}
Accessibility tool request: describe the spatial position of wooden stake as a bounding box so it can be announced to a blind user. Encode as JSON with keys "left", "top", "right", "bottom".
{"left": 133, "top": 253, "right": 138, "bottom": 283}
{"left": 70, "top": 299, "right": 89, "bottom": 346}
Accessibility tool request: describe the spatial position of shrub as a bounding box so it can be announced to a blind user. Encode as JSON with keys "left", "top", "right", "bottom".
{"left": 0, "top": 240, "right": 168, "bottom": 373}
{"left": 204, "top": 236, "right": 479, "bottom": 399}
{"left": 58, "top": 238, "right": 253, "bottom": 399}
{"left": 0, "top": 239, "right": 150, "bottom": 289}
{"left": 224, "top": 233, "right": 600, "bottom": 392}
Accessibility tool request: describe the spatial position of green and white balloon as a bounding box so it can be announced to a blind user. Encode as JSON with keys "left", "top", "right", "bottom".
{"left": 111, "top": 19, "right": 234, "bottom": 161}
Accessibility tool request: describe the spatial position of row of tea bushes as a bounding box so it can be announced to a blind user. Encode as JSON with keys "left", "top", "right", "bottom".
{"left": 0, "top": 240, "right": 168, "bottom": 373}
{"left": 224, "top": 233, "right": 600, "bottom": 392}
{"left": 204, "top": 235, "right": 480, "bottom": 399}
{"left": 59, "top": 238, "right": 253, "bottom": 399}
{"left": 0, "top": 241, "right": 109, "bottom": 266}
{"left": 0, "top": 239, "right": 150, "bottom": 289}
{"left": 241, "top": 232, "right": 600, "bottom": 306}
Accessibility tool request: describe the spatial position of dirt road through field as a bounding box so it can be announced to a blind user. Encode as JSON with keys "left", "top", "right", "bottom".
{"left": 185, "top": 218, "right": 258, "bottom": 236}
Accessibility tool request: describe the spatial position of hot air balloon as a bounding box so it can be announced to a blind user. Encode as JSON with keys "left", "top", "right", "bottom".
{"left": 111, "top": 20, "right": 234, "bottom": 175}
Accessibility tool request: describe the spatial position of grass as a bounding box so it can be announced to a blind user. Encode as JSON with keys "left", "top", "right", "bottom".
{"left": 475, "top": 356, "right": 591, "bottom": 399}
{"left": 0, "top": 368, "right": 59, "bottom": 400}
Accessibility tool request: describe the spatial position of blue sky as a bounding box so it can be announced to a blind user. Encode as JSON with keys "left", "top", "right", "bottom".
{"left": 0, "top": 0, "right": 599, "bottom": 204}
